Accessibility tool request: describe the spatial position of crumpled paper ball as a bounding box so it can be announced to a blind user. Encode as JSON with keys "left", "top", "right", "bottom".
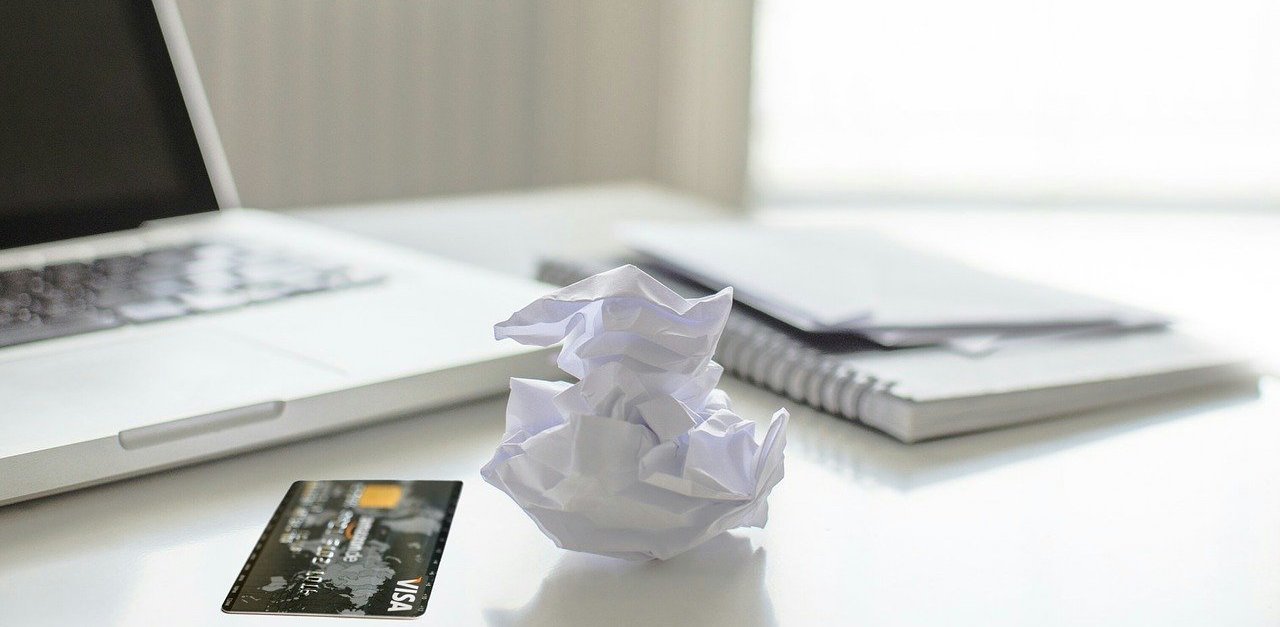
{"left": 480, "top": 264, "right": 788, "bottom": 560}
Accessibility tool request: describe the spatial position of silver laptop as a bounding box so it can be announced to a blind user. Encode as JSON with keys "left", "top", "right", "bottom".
{"left": 0, "top": 0, "right": 553, "bottom": 505}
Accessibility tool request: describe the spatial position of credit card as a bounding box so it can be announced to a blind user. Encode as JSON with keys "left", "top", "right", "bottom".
{"left": 223, "top": 480, "right": 461, "bottom": 619}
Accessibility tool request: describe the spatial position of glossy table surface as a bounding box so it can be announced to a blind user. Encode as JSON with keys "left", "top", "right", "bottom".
{"left": 2, "top": 186, "right": 1277, "bottom": 626}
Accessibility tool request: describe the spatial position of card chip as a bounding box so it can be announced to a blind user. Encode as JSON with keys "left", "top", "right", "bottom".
{"left": 359, "top": 484, "right": 404, "bottom": 509}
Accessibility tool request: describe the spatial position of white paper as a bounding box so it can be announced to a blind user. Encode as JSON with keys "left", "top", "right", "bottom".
{"left": 621, "top": 222, "right": 1167, "bottom": 337}
{"left": 481, "top": 264, "right": 789, "bottom": 560}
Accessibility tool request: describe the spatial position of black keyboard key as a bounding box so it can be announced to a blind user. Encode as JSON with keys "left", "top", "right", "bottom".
{"left": 3, "top": 306, "right": 36, "bottom": 324}
{"left": 34, "top": 299, "right": 92, "bottom": 320}
{"left": 0, "top": 293, "right": 34, "bottom": 313}
{"left": 43, "top": 261, "right": 92, "bottom": 286}
{"left": 91, "top": 256, "right": 144, "bottom": 279}
{"left": 0, "top": 268, "right": 38, "bottom": 294}
{"left": 15, "top": 275, "right": 48, "bottom": 296}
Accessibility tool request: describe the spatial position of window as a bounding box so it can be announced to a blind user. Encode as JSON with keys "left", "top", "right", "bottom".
{"left": 751, "top": 0, "right": 1280, "bottom": 208}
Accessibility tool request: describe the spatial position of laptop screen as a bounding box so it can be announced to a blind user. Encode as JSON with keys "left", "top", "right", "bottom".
{"left": 0, "top": 0, "right": 220, "bottom": 250}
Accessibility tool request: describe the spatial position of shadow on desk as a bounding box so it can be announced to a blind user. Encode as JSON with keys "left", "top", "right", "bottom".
{"left": 483, "top": 533, "right": 776, "bottom": 627}
{"left": 726, "top": 376, "right": 1264, "bottom": 492}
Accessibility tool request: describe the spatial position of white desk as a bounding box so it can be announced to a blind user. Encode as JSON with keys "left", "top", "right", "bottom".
{"left": 2, "top": 186, "right": 1278, "bottom": 626}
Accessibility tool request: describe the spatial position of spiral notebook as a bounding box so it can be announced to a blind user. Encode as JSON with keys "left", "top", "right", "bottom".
{"left": 537, "top": 257, "right": 1253, "bottom": 442}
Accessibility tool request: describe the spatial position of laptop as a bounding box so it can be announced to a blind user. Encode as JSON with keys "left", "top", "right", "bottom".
{"left": 0, "top": 0, "right": 555, "bottom": 505}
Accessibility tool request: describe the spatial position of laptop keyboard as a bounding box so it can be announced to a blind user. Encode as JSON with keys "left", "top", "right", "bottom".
{"left": 0, "top": 241, "right": 384, "bottom": 349}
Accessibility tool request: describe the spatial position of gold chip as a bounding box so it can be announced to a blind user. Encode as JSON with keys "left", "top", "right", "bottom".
{"left": 358, "top": 484, "right": 404, "bottom": 509}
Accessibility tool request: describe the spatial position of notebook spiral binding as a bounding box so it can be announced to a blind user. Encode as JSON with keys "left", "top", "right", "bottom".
{"left": 536, "top": 258, "right": 889, "bottom": 425}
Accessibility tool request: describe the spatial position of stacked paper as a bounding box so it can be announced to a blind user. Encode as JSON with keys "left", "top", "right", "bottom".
{"left": 621, "top": 223, "right": 1167, "bottom": 349}
{"left": 481, "top": 265, "right": 789, "bottom": 560}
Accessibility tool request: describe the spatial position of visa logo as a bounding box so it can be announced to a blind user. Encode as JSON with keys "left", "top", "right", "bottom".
{"left": 387, "top": 576, "right": 423, "bottom": 612}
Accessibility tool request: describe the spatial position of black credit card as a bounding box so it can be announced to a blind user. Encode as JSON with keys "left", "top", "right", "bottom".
{"left": 223, "top": 480, "right": 461, "bottom": 619}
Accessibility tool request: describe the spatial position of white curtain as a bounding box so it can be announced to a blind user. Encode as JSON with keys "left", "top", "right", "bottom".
{"left": 178, "top": 0, "right": 754, "bottom": 208}
{"left": 752, "top": 0, "right": 1280, "bottom": 208}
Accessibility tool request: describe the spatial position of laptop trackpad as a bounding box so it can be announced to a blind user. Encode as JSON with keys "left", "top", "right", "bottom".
{"left": 0, "top": 330, "right": 347, "bottom": 458}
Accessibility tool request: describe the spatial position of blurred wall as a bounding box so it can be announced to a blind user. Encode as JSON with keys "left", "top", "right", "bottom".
{"left": 176, "top": 0, "right": 752, "bottom": 209}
